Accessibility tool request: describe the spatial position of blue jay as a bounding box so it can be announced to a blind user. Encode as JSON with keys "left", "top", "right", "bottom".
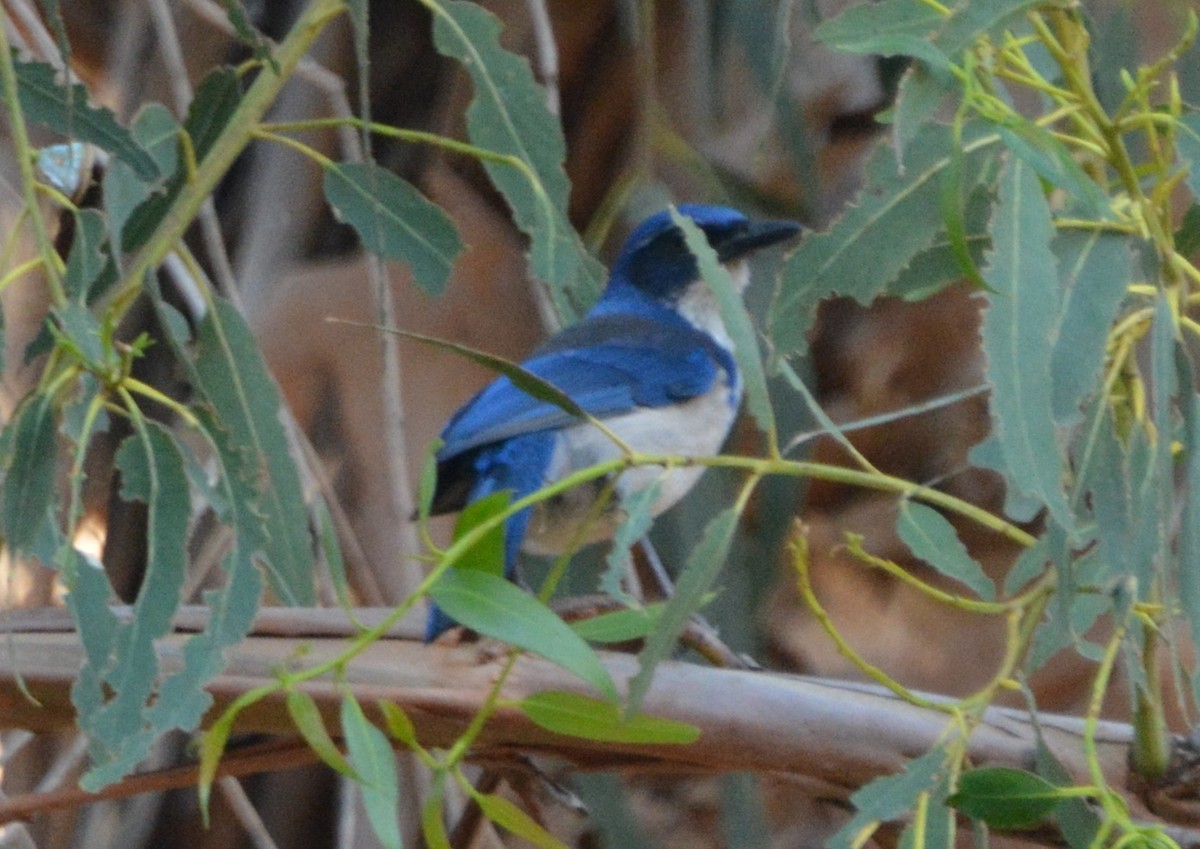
{"left": 426, "top": 205, "right": 800, "bottom": 639}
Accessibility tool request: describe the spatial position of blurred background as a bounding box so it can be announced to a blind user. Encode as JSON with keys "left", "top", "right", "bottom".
{"left": 2, "top": 1, "right": 1198, "bottom": 847}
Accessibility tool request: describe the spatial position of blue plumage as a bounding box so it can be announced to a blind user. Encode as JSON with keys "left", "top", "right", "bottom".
{"left": 426, "top": 205, "right": 800, "bottom": 640}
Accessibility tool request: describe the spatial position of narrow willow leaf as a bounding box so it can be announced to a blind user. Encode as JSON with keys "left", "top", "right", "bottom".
{"left": 1049, "top": 232, "right": 1130, "bottom": 427}
{"left": 570, "top": 603, "right": 666, "bottom": 643}
{"left": 78, "top": 423, "right": 191, "bottom": 788}
{"left": 288, "top": 690, "right": 356, "bottom": 778}
{"left": 949, "top": 767, "right": 1061, "bottom": 830}
{"left": 829, "top": 746, "right": 948, "bottom": 849}
{"left": 188, "top": 298, "right": 316, "bottom": 604}
{"left": 53, "top": 302, "right": 105, "bottom": 367}
{"left": 889, "top": 184, "right": 993, "bottom": 300}
{"left": 996, "top": 124, "right": 1109, "bottom": 218}
{"left": 452, "top": 490, "right": 509, "bottom": 576}
{"left": 10, "top": 57, "right": 158, "bottom": 180}
{"left": 429, "top": 569, "right": 617, "bottom": 699}
{"left": 1, "top": 392, "right": 58, "bottom": 554}
{"left": 104, "top": 104, "right": 180, "bottom": 250}
{"left": 770, "top": 124, "right": 994, "bottom": 356}
{"left": 378, "top": 700, "right": 418, "bottom": 748}
{"left": 1177, "top": 114, "right": 1200, "bottom": 200}
{"left": 896, "top": 502, "right": 993, "bottom": 599}
{"left": 473, "top": 792, "right": 568, "bottom": 849}
{"left": 1081, "top": 410, "right": 1160, "bottom": 591}
{"left": 323, "top": 161, "right": 462, "bottom": 294}
{"left": 342, "top": 693, "right": 402, "bottom": 849}
{"left": 122, "top": 68, "right": 240, "bottom": 252}
{"left": 1176, "top": 203, "right": 1200, "bottom": 258}
{"left": 625, "top": 507, "right": 740, "bottom": 715}
{"left": 63, "top": 208, "right": 111, "bottom": 300}
{"left": 1177, "top": 355, "right": 1200, "bottom": 715}
{"left": 978, "top": 157, "right": 1072, "bottom": 530}
{"left": 933, "top": 0, "right": 1066, "bottom": 57}
{"left": 599, "top": 479, "right": 661, "bottom": 603}
{"left": 430, "top": 0, "right": 603, "bottom": 315}
{"left": 519, "top": 691, "right": 699, "bottom": 744}
{"left": 185, "top": 66, "right": 242, "bottom": 162}
{"left": 217, "top": 0, "right": 274, "bottom": 67}
{"left": 892, "top": 66, "right": 959, "bottom": 157}
{"left": 814, "top": 0, "right": 949, "bottom": 69}
{"left": 140, "top": 299, "right": 265, "bottom": 739}
{"left": 198, "top": 705, "right": 239, "bottom": 822}
{"left": 1033, "top": 739, "right": 1101, "bottom": 849}
{"left": 671, "top": 208, "right": 774, "bottom": 436}
{"left": 902, "top": 787, "right": 954, "bottom": 849}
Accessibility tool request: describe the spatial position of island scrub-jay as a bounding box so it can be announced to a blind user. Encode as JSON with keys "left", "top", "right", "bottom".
{"left": 425, "top": 205, "right": 800, "bottom": 639}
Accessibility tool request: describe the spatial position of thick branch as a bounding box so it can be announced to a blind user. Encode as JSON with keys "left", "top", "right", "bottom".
{"left": 1, "top": 608, "right": 1197, "bottom": 834}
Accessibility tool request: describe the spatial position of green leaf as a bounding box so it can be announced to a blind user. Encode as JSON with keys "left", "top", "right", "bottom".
{"left": 815, "top": 0, "right": 950, "bottom": 70}
{"left": 896, "top": 502, "right": 993, "bottom": 599}
{"left": 429, "top": 569, "right": 617, "bottom": 699}
{"left": 671, "top": 208, "right": 775, "bottom": 436}
{"left": 216, "top": 0, "right": 275, "bottom": 68}
{"left": 1, "top": 391, "right": 58, "bottom": 554}
{"left": 1048, "top": 231, "right": 1131, "bottom": 427}
{"left": 625, "top": 507, "right": 740, "bottom": 715}
{"left": 599, "top": 479, "right": 661, "bottom": 604}
{"left": 429, "top": 0, "right": 603, "bottom": 316}
{"left": 473, "top": 791, "right": 568, "bottom": 849}
{"left": 570, "top": 603, "right": 666, "bottom": 643}
{"left": 1175, "top": 203, "right": 1200, "bottom": 258}
{"left": 139, "top": 299, "right": 268, "bottom": 739}
{"left": 185, "top": 66, "right": 242, "bottom": 162}
{"left": 77, "top": 422, "right": 191, "bottom": 788}
{"left": 378, "top": 700, "right": 418, "bottom": 749}
{"left": 52, "top": 301, "right": 106, "bottom": 367}
{"left": 122, "top": 68, "right": 240, "bottom": 252}
{"left": 452, "top": 490, "right": 509, "bottom": 575}
{"left": 104, "top": 104, "right": 181, "bottom": 250}
{"left": 889, "top": 181, "right": 994, "bottom": 300}
{"left": 288, "top": 690, "right": 356, "bottom": 778}
{"left": 519, "top": 691, "right": 699, "bottom": 744}
{"left": 977, "top": 156, "right": 1072, "bottom": 530}
{"left": 182, "top": 297, "right": 316, "bottom": 605}
{"left": 892, "top": 65, "right": 959, "bottom": 156}
{"left": 996, "top": 123, "right": 1109, "bottom": 218}
{"left": 422, "top": 790, "right": 452, "bottom": 849}
{"left": 933, "top": 0, "right": 1064, "bottom": 57}
{"left": 1033, "top": 738, "right": 1100, "bottom": 849}
{"left": 948, "top": 767, "right": 1062, "bottom": 830}
{"left": 769, "top": 124, "right": 995, "bottom": 356}
{"left": 63, "top": 208, "right": 112, "bottom": 301}
{"left": 342, "top": 693, "right": 402, "bottom": 849}
{"left": 829, "top": 746, "right": 948, "bottom": 849}
{"left": 1082, "top": 393, "right": 1163, "bottom": 592}
{"left": 1180, "top": 369, "right": 1200, "bottom": 711}
{"left": 1176, "top": 114, "right": 1200, "bottom": 201}
{"left": 323, "top": 161, "right": 462, "bottom": 294}
{"left": 10, "top": 57, "right": 158, "bottom": 180}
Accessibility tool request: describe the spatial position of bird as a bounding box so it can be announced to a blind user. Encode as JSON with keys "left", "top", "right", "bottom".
{"left": 425, "top": 204, "right": 801, "bottom": 639}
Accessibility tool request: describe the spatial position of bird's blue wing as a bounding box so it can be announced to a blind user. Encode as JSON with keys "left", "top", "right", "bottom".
{"left": 436, "top": 313, "right": 725, "bottom": 462}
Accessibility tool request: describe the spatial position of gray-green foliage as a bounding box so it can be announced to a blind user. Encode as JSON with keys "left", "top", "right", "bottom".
{"left": 5, "top": 0, "right": 1200, "bottom": 845}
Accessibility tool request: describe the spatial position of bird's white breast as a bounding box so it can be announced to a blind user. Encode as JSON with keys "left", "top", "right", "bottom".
{"left": 521, "top": 267, "right": 746, "bottom": 556}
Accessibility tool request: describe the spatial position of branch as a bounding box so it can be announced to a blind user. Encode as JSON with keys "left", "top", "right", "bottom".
{"left": 2, "top": 610, "right": 1198, "bottom": 834}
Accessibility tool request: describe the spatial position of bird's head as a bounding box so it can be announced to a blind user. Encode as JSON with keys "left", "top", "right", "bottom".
{"left": 608, "top": 205, "right": 801, "bottom": 304}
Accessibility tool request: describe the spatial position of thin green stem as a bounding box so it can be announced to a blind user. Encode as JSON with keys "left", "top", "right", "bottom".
{"left": 0, "top": 21, "right": 66, "bottom": 306}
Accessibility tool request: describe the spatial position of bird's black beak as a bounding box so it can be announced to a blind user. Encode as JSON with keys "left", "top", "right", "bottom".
{"left": 714, "top": 219, "right": 802, "bottom": 263}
